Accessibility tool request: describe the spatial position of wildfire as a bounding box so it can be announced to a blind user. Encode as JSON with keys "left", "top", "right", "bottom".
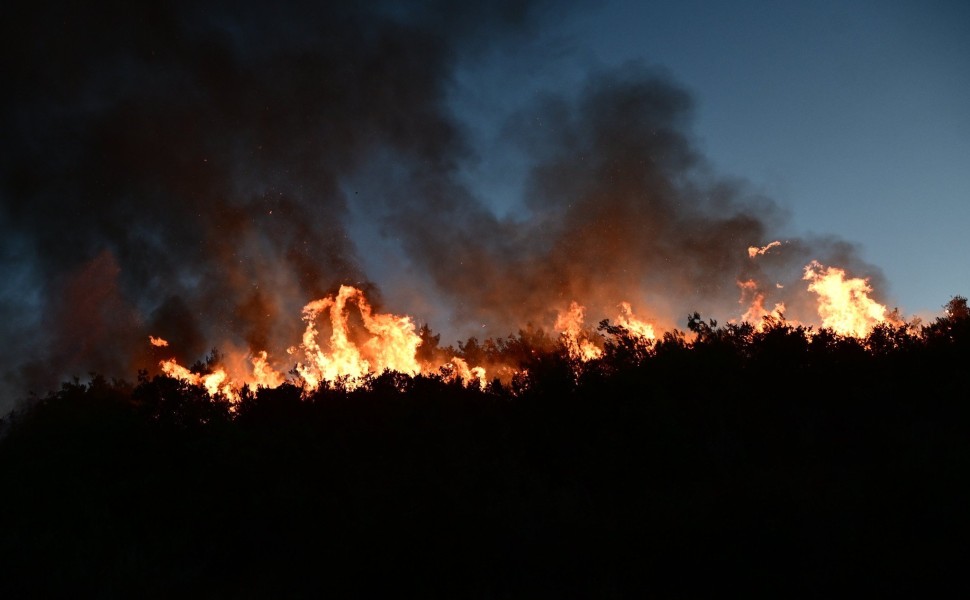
{"left": 615, "top": 302, "right": 656, "bottom": 340}
{"left": 160, "top": 359, "right": 239, "bottom": 402}
{"left": 555, "top": 300, "right": 657, "bottom": 362}
{"left": 803, "top": 261, "right": 894, "bottom": 337}
{"left": 443, "top": 357, "right": 487, "bottom": 389}
{"left": 738, "top": 279, "right": 786, "bottom": 331}
{"left": 150, "top": 285, "right": 491, "bottom": 397}
{"left": 555, "top": 302, "right": 603, "bottom": 362}
{"left": 147, "top": 260, "right": 904, "bottom": 399}
{"left": 292, "top": 285, "right": 422, "bottom": 390}
{"left": 251, "top": 350, "right": 286, "bottom": 388}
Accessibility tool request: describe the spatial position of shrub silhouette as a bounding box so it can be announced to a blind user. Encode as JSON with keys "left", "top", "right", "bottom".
{"left": 1, "top": 302, "right": 969, "bottom": 596}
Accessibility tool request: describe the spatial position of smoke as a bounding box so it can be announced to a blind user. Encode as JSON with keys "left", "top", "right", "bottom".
{"left": 0, "top": 1, "right": 884, "bottom": 410}
{"left": 367, "top": 63, "right": 883, "bottom": 332}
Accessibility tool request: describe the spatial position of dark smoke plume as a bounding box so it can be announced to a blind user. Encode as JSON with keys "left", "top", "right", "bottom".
{"left": 0, "top": 1, "right": 549, "bottom": 404}
{"left": 0, "top": 1, "right": 883, "bottom": 411}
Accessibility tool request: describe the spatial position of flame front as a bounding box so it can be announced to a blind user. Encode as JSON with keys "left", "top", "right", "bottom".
{"left": 150, "top": 285, "right": 496, "bottom": 397}
{"left": 147, "top": 258, "right": 905, "bottom": 399}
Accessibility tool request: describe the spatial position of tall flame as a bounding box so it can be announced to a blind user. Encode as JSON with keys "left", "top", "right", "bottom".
{"left": 251, "top": 350, "right": 286, "bottom": 389}
{"left": 615, "top": 302, "right": 656, "bottom": 340}
{"left": 803, "top": 261, "right": 893, "bottom": 337}
{"left": 292, "top": 285, "right": 422, "bottom": 389}
{"left": 555, "top": 302, "right": 603, "bottom": 362}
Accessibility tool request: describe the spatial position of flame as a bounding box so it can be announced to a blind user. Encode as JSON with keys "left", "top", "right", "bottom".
{"left": 615, "top": 302, "right": 656, "bottom": 340}
{"left": 748, "top": 240, "right": 782, "bottom": 258}
{"left": 160, "top": 358, "right": 240, "bottom": 402}
{"left": 148, "top": 286, "right": 495, "bottom": 398}
{"left": 149, "top": 335, "right": 169, "bottom": 347}
{"left": 555, "top": 302, "right": 603, "bottom": 362}
{"left": 738, "top": 279, "right": 786, "bottom": 331}
{"left": 144, "top": 262, "right": 903, "bottom": 398}
{"left": 555, "top": 301, "right": 656, "bottom": 361}
{"left": 803, "top": 261, "right": 893, "bottom": 337}
{"left": 292, "top": 285, "right": 422, "bottom": 390}
{"left": 444, "top": 357, "right": 487, "bottom": 389}
{"left": 250, "top": 350, "right": 285, "bottom": 389}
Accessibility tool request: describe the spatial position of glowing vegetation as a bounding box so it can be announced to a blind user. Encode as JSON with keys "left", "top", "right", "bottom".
{"left": 144, "top": 255, "right": 935, "bottom": 400}
{"left": 141, "top": 286, "right": 964, "bottom": 406}
{"left": 136, "top": 231, "right": 945, "bottom": 401}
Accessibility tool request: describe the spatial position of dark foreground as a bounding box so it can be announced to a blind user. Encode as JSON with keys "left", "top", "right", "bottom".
{"left": 2, "top": 314, "right": 969, "bottom": 597}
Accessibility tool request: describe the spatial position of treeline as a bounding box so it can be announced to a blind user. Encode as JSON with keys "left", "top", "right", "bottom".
{"left": 0, "top": 298, "right": 968, "bottom": 597}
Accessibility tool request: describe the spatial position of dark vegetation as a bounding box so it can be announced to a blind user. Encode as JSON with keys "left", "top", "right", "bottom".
{"left": 1, "top": 298, "right": 969, "bottom": 597}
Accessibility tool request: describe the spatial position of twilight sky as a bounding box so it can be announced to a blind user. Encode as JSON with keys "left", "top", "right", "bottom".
{"left": 1, "top": 0, "right": 967, "bottom": 407}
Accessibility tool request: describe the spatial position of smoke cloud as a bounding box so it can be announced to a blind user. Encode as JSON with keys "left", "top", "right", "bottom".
{"left": 0, "top": 1, "right": 884, "bottom": 410}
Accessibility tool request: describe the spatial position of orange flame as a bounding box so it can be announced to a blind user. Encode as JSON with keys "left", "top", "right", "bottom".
{"left": 250, "top": 350, "right": 286, "bottom": 389}
{"left": 748, "top": 240, "right": 782, "bottom": 258}
{"left": 737, "top": 279, "right": 786, "bottom": 331}
{"left": 145, "top": 261, "right": 902, "bottom": 398}
{"left": 292, "top": 285, "right": 422, "bottom": 390}
{"left": 803, "top": 261, "right": 893, "bottom": 337}
{"left": 555, "top": 301, "right": 656, "bottom": 361}
{"left": 149, "top": 335, "right": 169, "bottom": 347}
{"left": 555, "top": 302, "right": 603, "bottom": 362}
{"left": 615, "top": 302, "right": 656, "bottom": 341}
{"left": 444, "top": 357, "right": 487, "bottom": 389}
{"left": 159, "top": 358, "right": 240, "bottom": 402}
{"left": 148, "top": 286, "right": 495, "bottom": 398}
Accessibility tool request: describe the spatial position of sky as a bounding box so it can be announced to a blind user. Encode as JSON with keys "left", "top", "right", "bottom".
{"left": 1, "top": 0, "right": 967, "bottom": 409}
